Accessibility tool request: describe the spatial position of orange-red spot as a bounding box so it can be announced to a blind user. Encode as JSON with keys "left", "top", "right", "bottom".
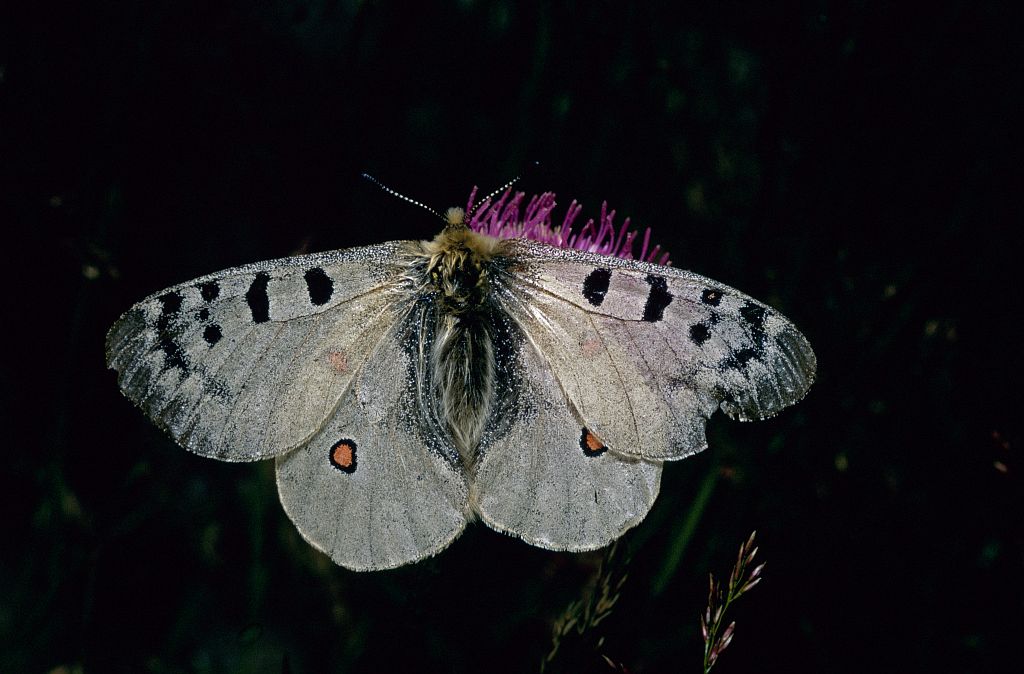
{"left": 580, "top": 427, "right": 607, "bottom": 456}
{"left": 332, "top": 443, "right": 353, "bottom": 466}
{"left": 327, "top": 350, "right": 349, "bottom": 373}
{"left": 329, "top": 439, "right": 357, "bottom": 473}
{"left": 580, "top": 336, "right": 602, "bottom": 359}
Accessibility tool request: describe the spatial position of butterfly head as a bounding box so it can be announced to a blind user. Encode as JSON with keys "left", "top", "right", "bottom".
{"left": 422, "top": 218, "right": 503, "bottom": 315}
{"left": 445, "top": 207, "right": 466, "bottom": 228}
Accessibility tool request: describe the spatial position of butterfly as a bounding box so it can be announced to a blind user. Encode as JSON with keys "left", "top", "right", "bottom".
{"left": 106, "top": 194, "right": 815, "bottom": 571}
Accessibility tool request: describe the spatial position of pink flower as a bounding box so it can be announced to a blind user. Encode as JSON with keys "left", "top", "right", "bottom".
{"left": 465, "top": 187, "right": 671, "bottom": 265}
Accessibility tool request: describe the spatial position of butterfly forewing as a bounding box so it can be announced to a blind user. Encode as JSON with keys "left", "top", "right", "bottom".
{"left": 495, "top": 239, "right": 816, "bottom": 461}
{"left": 106, "top": 243, "right": 412, "bottom": 461}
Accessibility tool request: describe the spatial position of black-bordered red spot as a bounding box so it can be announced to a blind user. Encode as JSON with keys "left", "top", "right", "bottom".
{"left": 701, "top": 288, "right": 722, "bottom": 306}
{"left": 329, "top": 439, "right": 358, "bottom": 473}
{"left": 579, "top": 427, "right": 607, "bottom": 457}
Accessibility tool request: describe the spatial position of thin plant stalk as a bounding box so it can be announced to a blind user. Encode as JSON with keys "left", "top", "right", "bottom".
{"left": 700, "top": 531, "right": 765, "bottom": 673}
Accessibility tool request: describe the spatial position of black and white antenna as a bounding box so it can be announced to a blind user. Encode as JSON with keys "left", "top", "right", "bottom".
{"left": 363, "top": 163, "right": 540, "bottom": 223}
{"left": 468, "top": 175, "right": 521, "bottom": 218}
{"left": 467, "top": 162, "right": 540, "bottom": 218}
{"left": 361, "top": 173, "right": 445, "bottom": 222}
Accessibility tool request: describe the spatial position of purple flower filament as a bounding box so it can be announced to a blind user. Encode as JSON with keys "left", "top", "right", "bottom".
{"left": 465, "top": 187, "right": 670, "bottom": 265}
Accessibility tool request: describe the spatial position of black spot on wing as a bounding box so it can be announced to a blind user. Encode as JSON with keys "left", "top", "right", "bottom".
{"left": 158, "top": 291, "right": 183, "bottom": 316}
{"left": 203, "top": 324, "right": 222, "bottom": 346}
{"left": 701, "top": 288, "right": 722, "bottom": 306}
{"left": 642, "top": 275, "right": 673, "bottom": 322}
{"left": 159, "top": 337, "right": 189, "bottom": 373}
{"left": 199, "top": 281, "right": 220, "bottom": 302}
{"left": 724, "top": 347, "right": 759, "bottom": 370}
{"left": 156, "top": 291, "right": 182, "bottom": 334}
{"left": 246, "top": 273, "right": 271, "bottom": 323}
{"left": 690, "top": 323, "right": 711, "bottom": 346}
{"left": 582, "top": 268, "right": 612, "bottom": 307}
{"left": 739, "top": 302, "right": 769, "bottom": 348}
{"left": 304, "top": 267, "right": 334, "bottom": 306}
{"left": 721, "top": 304, "right": 771, "bottom": 371}
{"left": 155, "top": 291, "right": 190, "bottom": 374}
{"left": 197, "top": 308, "right": 210, "bottom": 321}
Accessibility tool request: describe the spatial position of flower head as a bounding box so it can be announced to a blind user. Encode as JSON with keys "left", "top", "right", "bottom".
{"left": 465, "top": 187, "right": 671, "bottom": 265}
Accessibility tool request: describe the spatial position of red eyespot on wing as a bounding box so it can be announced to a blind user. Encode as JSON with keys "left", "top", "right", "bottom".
{"left": 329, "top": 439, "right": 358, "bottom": 473}
{"left": 327, "top": 350, "right": 349, "bottom": 373}
{"left": 579, "top": 428, "right": 607, "bottom": 457}
{"left": 580, "top": 336, "right": 602, "bottom": 359}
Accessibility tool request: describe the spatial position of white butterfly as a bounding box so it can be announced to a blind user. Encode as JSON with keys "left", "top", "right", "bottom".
{"left": 106, "top": 196, "right": 815, "bottom": 571}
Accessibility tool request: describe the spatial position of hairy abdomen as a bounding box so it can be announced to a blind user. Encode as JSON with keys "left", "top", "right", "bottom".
{"left": 431, "top": 312, "right": 495, "bottom": 464}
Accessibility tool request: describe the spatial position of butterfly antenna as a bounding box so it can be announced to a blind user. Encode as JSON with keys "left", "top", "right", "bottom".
{"left": 467, "top": 161, "right": 541, "bottom": 217}
{"left": 468, "top": 175, "right": 522, "bottom": 217}
{"left": 362, "top": 173, "right": 445, "bottom": 222}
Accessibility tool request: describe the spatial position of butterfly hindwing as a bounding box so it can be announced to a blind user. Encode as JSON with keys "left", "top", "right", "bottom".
{"left": 275, "top": 318, "right": 469, "bottom": 571}
{"left": 471, "top": 302, "right": 662, "bottom": 551}
{"left": 105, "top": 242, "right": 410, "bottom": 461}
{"left": 495, "top": 239, "right": 816, "bottom": 461}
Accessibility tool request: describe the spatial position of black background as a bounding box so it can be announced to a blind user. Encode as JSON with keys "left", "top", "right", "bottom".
{"left": 3, "top": 2, "right": 1021, "bottom": 672}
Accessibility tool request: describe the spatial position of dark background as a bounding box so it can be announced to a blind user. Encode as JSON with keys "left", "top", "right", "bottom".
{"left": 3, "top": 2, "right": 1021, "bottom": 672}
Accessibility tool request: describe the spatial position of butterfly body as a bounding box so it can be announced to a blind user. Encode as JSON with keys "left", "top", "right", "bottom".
{"left": 419, "top": 212, "right": 506, "bottom": 460}
{"left": 107, "top": 209, "right": 815, "bottom": 570}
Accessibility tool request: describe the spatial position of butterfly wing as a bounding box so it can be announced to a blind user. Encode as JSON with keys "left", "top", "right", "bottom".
{"left": 106, "top": 242, "right": 412, "bottom": 461}
{"left": 106, "top": 225, "right": 813, "bottom": 565}
{"left": 493, "top": 239, "right": 816, "bottom": 461}
{"left": 469, "top": 304, "right": 662, "bottom": 551}
{"left": 276, "top": 312, "right": 469, "bottom": 571}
